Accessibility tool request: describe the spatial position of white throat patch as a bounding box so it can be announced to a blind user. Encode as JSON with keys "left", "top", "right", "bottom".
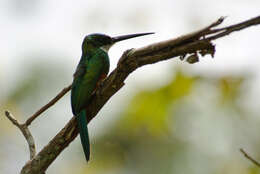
{"left": 100, "top": 44, "right": 113, "bottom": 53}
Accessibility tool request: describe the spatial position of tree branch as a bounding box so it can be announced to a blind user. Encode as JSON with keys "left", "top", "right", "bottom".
{"left": 5, "top": 111, "right": 36, "bottom": 160}
{"left": 25, "top": 84, "right": 72, "bottom": 126}
{"left": 20, "top": 15, "right": 260, "bottom": 174}
{"left": 240, "top": 148, "right": 260, "bottom": 167}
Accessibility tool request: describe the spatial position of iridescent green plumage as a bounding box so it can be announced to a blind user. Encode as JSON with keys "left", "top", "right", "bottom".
{"left": 71, "top": 47, "right": 110, "bottom": 114}
{"left": 71, "top": 34, "right": 110, "bottom": 161}
{"left": 71, "top": 32, "right": 154, "bottom": 162}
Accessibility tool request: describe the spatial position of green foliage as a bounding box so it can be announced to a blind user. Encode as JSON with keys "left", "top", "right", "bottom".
{"left": 120, "top": 70, "right": 197, "bottom": 135}
{"left": 218, "top": 76, "right": 244, "bottom": 104}
{"left": 2, "top": 64, "right": 259, "bottom": 174}
{"left": 87, "top": 69, "right": 260, "bottom": 174}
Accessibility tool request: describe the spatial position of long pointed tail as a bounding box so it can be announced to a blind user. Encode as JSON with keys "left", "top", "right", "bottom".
{"left": 76, "top": 110, "right": 90, "bottom": 162}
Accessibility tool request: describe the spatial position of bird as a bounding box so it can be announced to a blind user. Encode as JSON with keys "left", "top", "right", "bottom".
{"left": 71, "top": 32, "right": 154, "bottom": 162}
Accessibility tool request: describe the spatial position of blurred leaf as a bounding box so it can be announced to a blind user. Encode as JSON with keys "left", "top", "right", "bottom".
{"left": 119, "top": 70, "right": 197, "bottom": 135}
{"left": 89, "top": 69, "right": 254, "bottom": 174}
{"left": 218, "top": 76, "right": 244, "bottom": 104}
{"left": 248, "top": 166, "right": 260, "bottom": 174}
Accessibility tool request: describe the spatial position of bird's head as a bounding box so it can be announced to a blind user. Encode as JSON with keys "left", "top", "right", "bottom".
{"left": 82, "top": 32, "right": 154, "bottom": 53}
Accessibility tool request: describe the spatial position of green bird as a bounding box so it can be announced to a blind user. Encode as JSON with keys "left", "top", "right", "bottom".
{"left": 71, "top": 32, "right": 154, "bottom": 162}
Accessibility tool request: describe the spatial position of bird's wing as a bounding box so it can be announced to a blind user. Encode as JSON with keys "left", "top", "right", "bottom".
{"left": 71, "top": 56, "right": 105, "bottom": 115}
{"left": 73, "top": 62, "right": 86, "bottom": 78}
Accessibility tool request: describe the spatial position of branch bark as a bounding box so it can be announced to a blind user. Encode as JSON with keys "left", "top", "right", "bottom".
{"left": 20, "top": 15, "right": 260, "bottom": 174}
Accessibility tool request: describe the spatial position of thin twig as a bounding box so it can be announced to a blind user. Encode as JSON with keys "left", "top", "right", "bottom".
{"left": 25, "top": 84, "right": 72, "bottom": 126}
{"left": 240, "top": 148, "right": 260, "bottom": 167}
{"left": 5, "top": 111, "right": 36, "bottom": 159}
{"left": 207, "top": 15, "right": 260, "bottom": 40}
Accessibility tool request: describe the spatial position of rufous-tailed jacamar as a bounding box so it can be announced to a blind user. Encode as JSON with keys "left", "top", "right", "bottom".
{"left": 71, "top": 32, "right": 154, "bottom": 162}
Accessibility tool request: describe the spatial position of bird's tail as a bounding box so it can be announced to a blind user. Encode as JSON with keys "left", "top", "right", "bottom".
{"left": 76, "top": 110, "right": 90, "bottom": 162}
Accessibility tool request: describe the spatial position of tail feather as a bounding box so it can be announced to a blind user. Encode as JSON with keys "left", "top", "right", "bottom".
{"left": 76, "top": 110, "right": 90, "bottom": 162}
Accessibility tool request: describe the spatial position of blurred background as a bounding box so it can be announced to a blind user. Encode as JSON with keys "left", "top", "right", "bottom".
{"left": 1, "top": 0, "right": 260, "bottom": 173}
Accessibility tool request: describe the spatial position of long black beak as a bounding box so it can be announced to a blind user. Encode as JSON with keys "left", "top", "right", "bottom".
{"left": 112, "top": 32, "right": 154, "bottom": 43}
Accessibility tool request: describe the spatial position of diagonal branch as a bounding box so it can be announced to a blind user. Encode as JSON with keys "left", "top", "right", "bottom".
{"left": 25, "top": 84, "right": 72, "bottom": 126}
{"left": 20, "top": 15, "right": 260, "bottom": 174}
{"left": 240, "top": 148, "right": 260, "bottom": 167}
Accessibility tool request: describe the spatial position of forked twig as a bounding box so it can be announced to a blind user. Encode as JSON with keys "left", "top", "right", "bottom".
{"left": 5, "top": 111, "right": 36, "bottom": 159}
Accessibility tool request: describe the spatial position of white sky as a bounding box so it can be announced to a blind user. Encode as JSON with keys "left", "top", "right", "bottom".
{"left": 1, "top": 0, "right": 260, "bottom": 88}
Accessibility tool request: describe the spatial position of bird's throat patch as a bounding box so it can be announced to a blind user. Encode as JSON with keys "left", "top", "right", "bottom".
{"left": 100, "top": 44, "right": 113, "bottom": 52}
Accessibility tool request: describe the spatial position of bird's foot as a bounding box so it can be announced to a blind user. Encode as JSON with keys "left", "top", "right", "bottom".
{"left": 95, "top": 79, "right": 106, "bottom": 96}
